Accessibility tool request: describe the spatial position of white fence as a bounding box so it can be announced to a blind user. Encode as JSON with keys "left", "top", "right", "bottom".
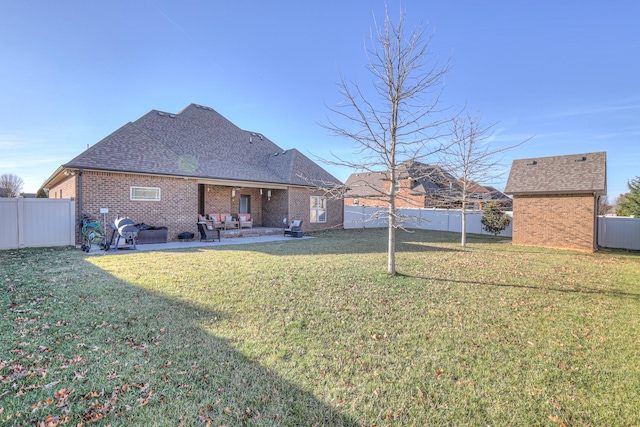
{"left": 344, "top": 206, "right": 513, "bottom": 237}
{"left": 0, "top": 198, "right": 76, "bottom": 250}
{"left": 598, "top": 216, "right": 640, "bottom": 250}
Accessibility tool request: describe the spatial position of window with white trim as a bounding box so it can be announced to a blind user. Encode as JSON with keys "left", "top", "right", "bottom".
{"left": 310, "top": 195, "right": 326, "bottom": 223}
{"left": 130, "top": 186, "right": 161, "bottom": 201}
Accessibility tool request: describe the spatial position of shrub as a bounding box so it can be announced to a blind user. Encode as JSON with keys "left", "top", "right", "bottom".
{"left": 481, "top": 201, "right": 510, "bottom": 235}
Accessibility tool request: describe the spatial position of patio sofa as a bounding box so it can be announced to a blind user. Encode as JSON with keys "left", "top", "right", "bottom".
{"left": 238, "top": 214, "right": 253, "bottom": 228}
{"left": 206, "top": 213, "right": 230, "bottom": 229}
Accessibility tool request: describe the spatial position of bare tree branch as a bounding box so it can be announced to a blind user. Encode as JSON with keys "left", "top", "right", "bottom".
{"left": 317, "top": 7, "right": 452, "bottom": 274}
{"left": 441, "top": 111, "right": 533, "bottom": 246}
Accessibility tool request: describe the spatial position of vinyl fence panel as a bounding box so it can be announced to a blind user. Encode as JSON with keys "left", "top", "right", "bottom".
{"left": 344, "top": 206, "right": 513, "bottom": 237}
{"left": 0, "top": 198, "right": 19, "bottom": 249}
{"left": 598, "top": 216, "right": 640, "bottom": 250}
{"left": 0, "top": 198, "right": 75, "bottom": 249}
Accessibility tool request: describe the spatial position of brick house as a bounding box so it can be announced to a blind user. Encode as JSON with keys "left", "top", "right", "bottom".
{"left": 504, "top": 152, "right": 607, "bottom": 252}
{"left": 43, "top": 104, "right": 343, "bottom": 242}
{"left": 344, "top": 160, "right": 503, "bottom": 209}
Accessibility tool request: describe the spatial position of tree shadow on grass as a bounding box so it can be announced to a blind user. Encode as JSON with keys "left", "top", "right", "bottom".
{"left": 0, "top": 248, "right": 359, "bottom": 426}
{"left": 403, "top": 273, "right": 640, "bottom": 301}
{"left": 152, "top": 228, "right": 468, "bottom": 257}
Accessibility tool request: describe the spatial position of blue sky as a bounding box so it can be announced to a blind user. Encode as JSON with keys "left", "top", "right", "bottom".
{"left": 1, "top": 1, "right": 638, "bottom": 201}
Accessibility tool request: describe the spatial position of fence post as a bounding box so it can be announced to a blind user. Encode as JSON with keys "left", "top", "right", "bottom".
{"left": 16, "top": 197, "right": 25, "bottom": 248}
{"left": 69, "top": 199, "right": 76, "bottom": 245}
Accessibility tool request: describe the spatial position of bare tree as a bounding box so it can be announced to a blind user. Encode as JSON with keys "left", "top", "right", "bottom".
{"left": 321, "top": 7, "right": 451, "bottom": 275}
{"left": 0, "top": 173, "right": 24, "bottom": 198}
{"left": 598, "top": 195, "right": 614, "bottom": 216}
{"left": 442, "top": 111, "right": 529, "bottom": 246}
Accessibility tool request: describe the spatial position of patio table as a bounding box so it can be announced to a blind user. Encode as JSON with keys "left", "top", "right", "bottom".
{"left": 224, "top": 220, "right": 239, "bottom": 230}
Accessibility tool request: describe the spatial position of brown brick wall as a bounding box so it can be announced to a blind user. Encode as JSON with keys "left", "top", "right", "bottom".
{"left": 79, "top": 171, "right": 198, "bottom": 243}
{"left": 202, "top": 186, "right": 265, "bottom": 226}
{"left": 49, "top": 176, "right": 77, "bottom": 200}
{"left": 512, "top": 194, "right": 597, "bottom": 252}
{"left": 57, "top": 170, "right": 344, "bottom": 243}
{"left": 262, "top": 189, "right": 289, "bottom": 227}
{"left": 288, "top": 188, "right": 344, "bottom": 232}
{"left": 346, "top": 179, "right": 427, "bottom": 209}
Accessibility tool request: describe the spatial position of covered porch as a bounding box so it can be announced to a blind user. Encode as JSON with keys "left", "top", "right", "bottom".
{"left": 197, "top": 181, "right": 289, "bottom": 230}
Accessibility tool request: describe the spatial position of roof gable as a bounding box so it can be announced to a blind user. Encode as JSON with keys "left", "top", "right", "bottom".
{"left": 64, "top": 123, "right": 196, "bottom": 177}
{"left": 49, "top": 104, "right": 342, "bottom": 187}
{"left": 505, "top": 152, "right": 606, "bottom": 195}
{"left": 344, "top": 172, "right": 388, "bottom": 197}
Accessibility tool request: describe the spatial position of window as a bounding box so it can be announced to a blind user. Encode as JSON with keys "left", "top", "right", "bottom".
{"left": 310, "top": 196, "right": 326, "bottom": 223}
{"left": 130, "top": 186, "right": 161, "bottom": 201}
{"left": 239, "top": 195, "right": 250, "bottom": 214}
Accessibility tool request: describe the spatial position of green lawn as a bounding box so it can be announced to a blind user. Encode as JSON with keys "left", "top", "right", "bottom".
{"left": 1, "top": 229, "right": 638, "bottom": 426}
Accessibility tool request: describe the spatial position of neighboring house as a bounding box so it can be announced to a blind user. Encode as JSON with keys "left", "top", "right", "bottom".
{"left": 483, "top": 186, "right": 513, "bottom": 210}
{"left": 344, "top": 160, "right": 507, "bottom": 209}
{"left": 344, "top": 160, "right": 462, "bottom": 208}
{"left": 504, "top": 152, "right": 606, "bottom": 252}
{"left": 43, "top": 104, "right": 344, "bottom": 242}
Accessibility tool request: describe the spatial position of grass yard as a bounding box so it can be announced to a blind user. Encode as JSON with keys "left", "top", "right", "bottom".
{"left": 1, "top": 229, "right": 638, "bottom": 426}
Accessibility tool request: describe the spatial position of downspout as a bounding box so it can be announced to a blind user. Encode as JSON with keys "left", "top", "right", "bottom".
{"left": 594, "top": 193, "right": 599, "bottom": 251}
{"left": 77, "top": 169, "right": 83, "bottom": 245}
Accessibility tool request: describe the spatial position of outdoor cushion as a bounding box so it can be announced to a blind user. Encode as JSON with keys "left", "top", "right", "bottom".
{"left": 239, "top": 215, "right": 246, "bottom": 221}
{"left": 225, "top": 216, "right": 233, "bottom": 222}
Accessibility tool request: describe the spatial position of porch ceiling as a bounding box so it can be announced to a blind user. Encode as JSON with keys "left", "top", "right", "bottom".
{"left": 197, "top": 178, "right": 288, "bottom": 190}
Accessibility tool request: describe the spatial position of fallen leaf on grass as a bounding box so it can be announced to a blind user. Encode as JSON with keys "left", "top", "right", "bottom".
{"left": 548, "top": 414, "right": 567, "bottom": 427}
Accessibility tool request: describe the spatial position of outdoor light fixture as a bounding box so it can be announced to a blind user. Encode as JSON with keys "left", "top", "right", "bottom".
{"left": 267, "top": 190, "right": 272, "bottom": 201}
{"left": 64, "top": 170, "right": 69, "bottom": 176}
{"left": 231, "top": 189, "right": 236, "bottom": 197}
{"left": 260, "top": 188, "right": 263, "bottom": 195}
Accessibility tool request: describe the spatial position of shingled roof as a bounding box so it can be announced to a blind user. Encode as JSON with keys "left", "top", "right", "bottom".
{"left": 47, "top": 104, "right": 341, "bottom": 188}
{"left": 505, "top": 152, "right": 606, "bottom": 196}
{"left": 344, "top": 160, "right": 461, "bottom": 197}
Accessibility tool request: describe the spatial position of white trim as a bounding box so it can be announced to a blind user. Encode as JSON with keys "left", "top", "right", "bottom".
{"left": 130, "top": 186, "right": 161, "bottom": 201}
{"left": 310, "top": 195, "right": 327, "bottom": 223}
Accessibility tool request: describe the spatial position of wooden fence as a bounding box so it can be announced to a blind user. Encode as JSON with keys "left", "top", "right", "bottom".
{"left": 0, "top": 198, "right": 76, "bottom": 250}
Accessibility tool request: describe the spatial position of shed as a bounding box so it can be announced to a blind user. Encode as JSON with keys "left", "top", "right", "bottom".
{"left": 505, "top": 152, "right": 607, "bottom": 251}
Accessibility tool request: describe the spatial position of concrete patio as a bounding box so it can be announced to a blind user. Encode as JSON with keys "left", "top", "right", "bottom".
{"left": 84, "top": 231, "right": 312, "bottom": 254}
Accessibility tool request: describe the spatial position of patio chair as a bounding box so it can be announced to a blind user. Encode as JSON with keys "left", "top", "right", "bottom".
{"left": 284, "top": 219, "right": 303, "bottom": 236}
{"left": 197, "top": 222, "right": 220, "bottom": 242}
{"left": 238, "top": 213, "right": 253, "bottom": 229}
{"left": 198, "top": 214, "right": 214, "bottom": 229}
{"left": 207, "top": 214, "right": 224, "bottom": 229}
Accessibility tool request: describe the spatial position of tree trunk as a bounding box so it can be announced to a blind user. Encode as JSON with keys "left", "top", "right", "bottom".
{"left": 461, "top": 207, "right": 467, "bottom": 247}
{"left": 388, "top": 205, "right": 396, "bottom": 275}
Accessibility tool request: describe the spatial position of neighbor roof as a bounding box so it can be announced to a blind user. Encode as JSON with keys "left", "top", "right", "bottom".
{"left": 344, "top": 171, "right": 388, "bottom": 197}
{"left": 344, "top": 160, "right": 461, "bottom": 197}
{"left": 504, "top": 152, "right": 606, "bottom": 195}
{"left": 44, "top": 104, "right": 341, "bottom": 188}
